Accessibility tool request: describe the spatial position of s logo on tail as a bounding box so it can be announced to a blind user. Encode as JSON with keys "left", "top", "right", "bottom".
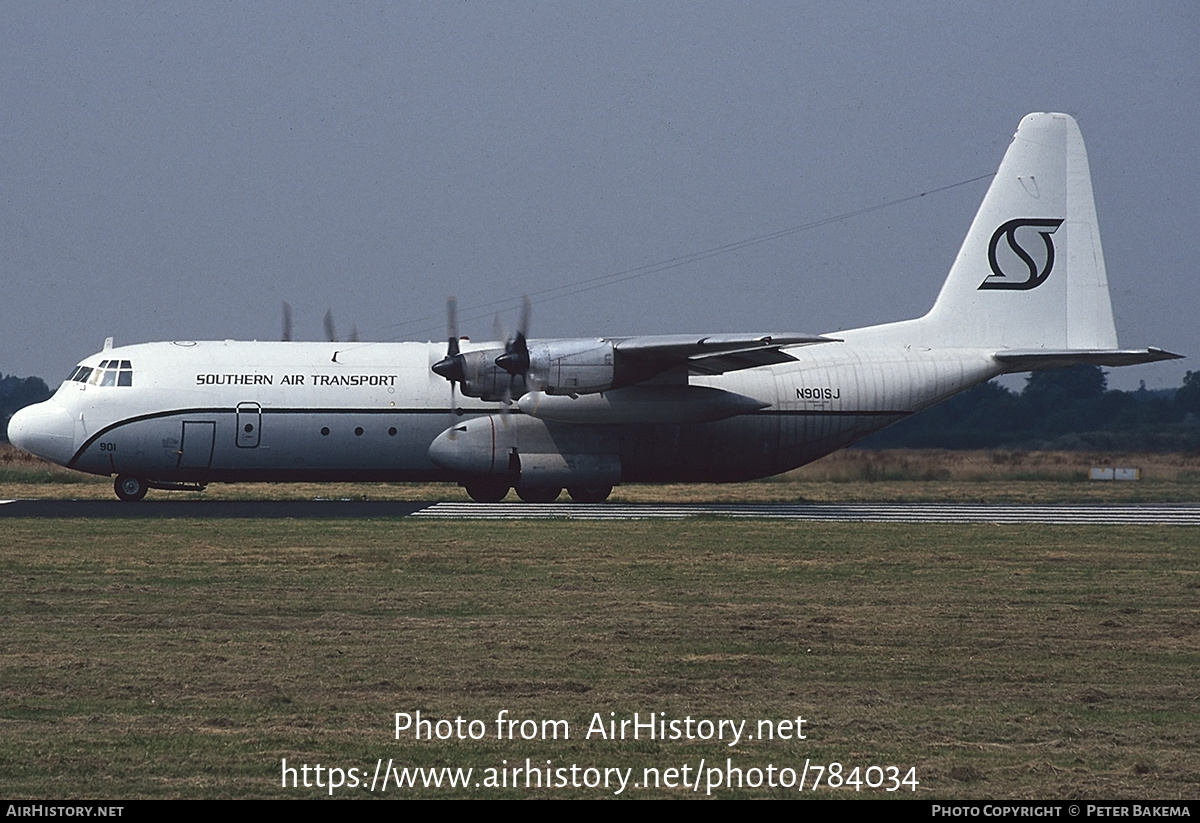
{"left": 978, "top": 218, "right": 1064, "bottom": 290}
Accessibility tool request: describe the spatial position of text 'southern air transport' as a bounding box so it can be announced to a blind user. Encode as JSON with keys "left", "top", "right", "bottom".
{"left": 8, "top": 113, "right": 1180, "bottom": 502}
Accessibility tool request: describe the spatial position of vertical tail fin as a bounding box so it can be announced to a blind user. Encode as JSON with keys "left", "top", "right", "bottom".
{"left": 922, "top": 112, "right": 1117, "bottom": 350}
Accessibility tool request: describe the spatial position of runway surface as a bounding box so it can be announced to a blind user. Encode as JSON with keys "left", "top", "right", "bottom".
{"left": 3, "top": 499, "right": 1200, "bottom": 524}
{"left": 0, "top": 499, "right": 428, "bottom": 519}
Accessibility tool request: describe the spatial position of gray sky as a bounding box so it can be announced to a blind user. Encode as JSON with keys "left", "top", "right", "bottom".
{"left": 3, "top": 1, "right": 1197, "bottom": 390}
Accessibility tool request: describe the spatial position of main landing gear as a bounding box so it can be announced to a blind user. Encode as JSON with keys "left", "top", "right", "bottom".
{"left": 567, "top": 485, "right": 613, "bottom": 503}
{"left": 514, "top": 486, "right": 616, "bottom": 503}
{"left": 462, "top": 481, "right": 614, "bottom": 503}
{"left": 463, "top": 478, "right": 512, "bottom": 503}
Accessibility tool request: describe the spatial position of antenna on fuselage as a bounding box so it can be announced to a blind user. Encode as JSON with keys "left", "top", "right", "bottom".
{"left": 103, "top": 336, "right": 114, "bottom": 350}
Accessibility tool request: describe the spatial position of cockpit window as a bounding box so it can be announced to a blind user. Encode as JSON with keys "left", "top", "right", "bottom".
{"left": 76, "top": 361, "right": 133, "bottom": 387}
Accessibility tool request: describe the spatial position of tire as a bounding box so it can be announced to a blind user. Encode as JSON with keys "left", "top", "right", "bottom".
{"left": 516, "top": 486, "right": 561, "bottom": 503}
{"left": 567, "top": 484, "right": 612, "bottom": 503}
{"left": 114, "top": 474, "right": 148, "bottom": 502}
{"left": 464, "top": 479, "right": 510, "bottom": 503}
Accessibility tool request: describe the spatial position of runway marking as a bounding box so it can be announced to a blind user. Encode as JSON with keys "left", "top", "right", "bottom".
{"left": 414, "top": 502, "right": 1200, "bottom": 525}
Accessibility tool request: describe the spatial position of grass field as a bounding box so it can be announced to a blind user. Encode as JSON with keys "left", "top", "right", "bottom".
{"left": 2, "top": 513, "right": 1198, "bottom": 798}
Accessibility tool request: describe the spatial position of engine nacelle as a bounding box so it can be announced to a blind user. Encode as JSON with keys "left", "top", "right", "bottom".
{"left": 455, "top": 347, "right": 527, "bottom": 401}
{"left": 451, "top": 339, "right": 617, "bottom": 400}
{"left": 525, "top": 339, "right": 616, "bottom": 396}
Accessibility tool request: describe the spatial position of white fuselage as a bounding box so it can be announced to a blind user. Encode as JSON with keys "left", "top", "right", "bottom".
{"left": 10, "top": 335, "right": 1001, "bottom": 486}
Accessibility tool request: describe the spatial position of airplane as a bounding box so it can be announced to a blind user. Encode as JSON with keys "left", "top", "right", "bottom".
{"left": 7, "top": 112, "right": 1181, "bottom": 503}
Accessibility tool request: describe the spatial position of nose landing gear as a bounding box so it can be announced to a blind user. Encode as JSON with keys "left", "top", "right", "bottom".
{"left": 114, "top": 474, "right": 148, "bottom": 502}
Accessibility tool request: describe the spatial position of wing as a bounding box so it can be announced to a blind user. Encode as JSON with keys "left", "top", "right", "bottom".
{"left": 612, "top": 332, "right": 837, "bottom": 379}
{"left": 437, "top": 331, "right": 836, "bottom": 402}
{"left": 515, "top": 333, "right": 837, "bottom": 425}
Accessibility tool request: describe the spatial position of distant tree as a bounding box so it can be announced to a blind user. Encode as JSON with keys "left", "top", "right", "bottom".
{"left": 1022, "top": 364, "right": 1107, "bottom": 407}
{"left": 0, "top": 373, "right": 53, "bottom": 442}
{"left": 1175, "top": 371, "right": 1200, "bottom": 416}
{"left": 1019, "top": 365, "right": 1109, "bottom": 438}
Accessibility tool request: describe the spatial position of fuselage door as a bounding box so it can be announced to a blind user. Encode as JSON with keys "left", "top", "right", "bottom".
{"left": 178, "top": 421, "right": 216, "bottom": 469}
{"left": 236, "top": 402, "right": 262, "bottom": 448}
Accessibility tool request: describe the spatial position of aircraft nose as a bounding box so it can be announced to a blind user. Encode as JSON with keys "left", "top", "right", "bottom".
{"left": 7, "top": 400, "right": 75, "bottom": 466}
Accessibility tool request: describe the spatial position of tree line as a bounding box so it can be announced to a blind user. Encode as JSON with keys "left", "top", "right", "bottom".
{"left": 0, "top": 374, "right": 52, "bottom": 442}
{"left": 860, "top": 366, "right": 1200, "bottom": 451}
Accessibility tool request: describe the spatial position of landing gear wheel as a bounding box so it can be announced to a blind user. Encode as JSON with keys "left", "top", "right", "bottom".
{"left": 516, "top": 486, "right": 561, "bottom": 503}
{"left": 464, "top": 479, "right": 510, "bottom": 503}
{"left": 567, "top": 484, "right": 612, "bottom": 503}
{"left": 114, "top": 474, "right": 148, "bottom": 502}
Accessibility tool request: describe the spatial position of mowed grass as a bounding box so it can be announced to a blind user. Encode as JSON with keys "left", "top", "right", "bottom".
{"left": 1, "top": 517, "right": 1197, "bottom": 798}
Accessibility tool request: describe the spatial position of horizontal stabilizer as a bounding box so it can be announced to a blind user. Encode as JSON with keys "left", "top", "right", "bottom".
{"left": 994, "top": 347, "right": 1183, "bottom": 372}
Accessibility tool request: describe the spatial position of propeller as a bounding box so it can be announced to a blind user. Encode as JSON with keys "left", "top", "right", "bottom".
{"left": 281, "top": 304, "right": 360, "bottom": 344}
{"left": 322, "top": 310, "right": 361, "bottom": 344}
{"left": 281, "top": 302, "right": 293, "bottom": 342}
{"left": 495, "top": 294, "right": 532, "bottom": 378}
{"left": 430, "top": 295, "right": 532, "bottom": 415}
{"left": 432, "top": 297, "right": 466, "bottom": 418}
{"left": 494, "top": 295, "right": 532, "bottom": 412}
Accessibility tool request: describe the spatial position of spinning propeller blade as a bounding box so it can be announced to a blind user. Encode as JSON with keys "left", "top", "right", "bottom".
{"left": 431, "top": 298, "right": 467, "bottom": 425}
{"left": 495, "top": 294, "right": 532, "bottom": 377}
